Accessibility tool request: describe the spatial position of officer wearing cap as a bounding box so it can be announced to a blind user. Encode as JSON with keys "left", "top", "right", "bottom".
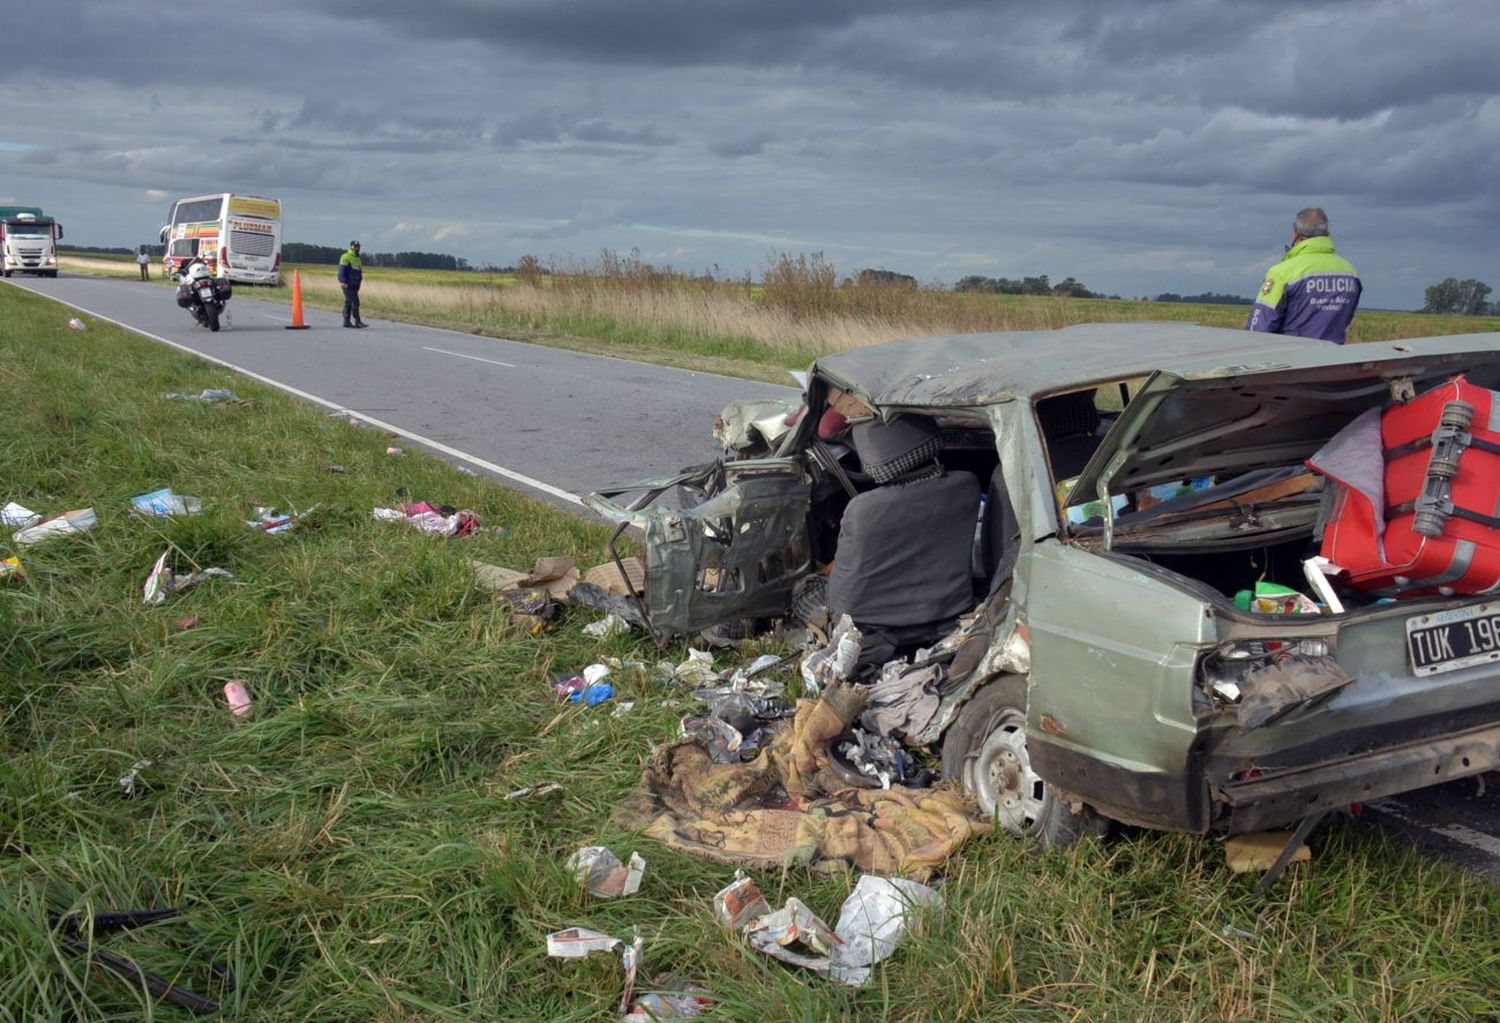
{"left": 1245, "top": 207, "right": 1361, "bottom": 343}
{"left": 338, "top": 240, "right": 367, "bottom": 328}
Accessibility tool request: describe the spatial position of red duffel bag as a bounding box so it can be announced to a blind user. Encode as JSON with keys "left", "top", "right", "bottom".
{"left": 1309, "top": 374, "right": 1500, "bottom": 597}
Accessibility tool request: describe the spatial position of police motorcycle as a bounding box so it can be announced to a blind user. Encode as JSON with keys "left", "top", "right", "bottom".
{"left": 175, "top": 258, "right": 232, "bottom": 331}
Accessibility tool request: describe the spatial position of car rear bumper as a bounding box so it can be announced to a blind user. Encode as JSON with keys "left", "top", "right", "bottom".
{"left": 1217, "top": 719, "right": 1500, "bottom": 834}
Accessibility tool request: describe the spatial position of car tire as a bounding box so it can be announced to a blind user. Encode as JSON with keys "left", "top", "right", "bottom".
{"left": 940, "top": 674, "right": 1108, "bottom": 848}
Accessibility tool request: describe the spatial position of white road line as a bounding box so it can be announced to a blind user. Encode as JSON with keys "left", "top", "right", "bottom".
{"left": 2, "top": 281, "right": 583, "bottom": 507}
{"left": 420, "top": 345, "right": 517, "bottom": 369}
{"left": 1367, "top": 798, "right": 1500, "bottom": 858}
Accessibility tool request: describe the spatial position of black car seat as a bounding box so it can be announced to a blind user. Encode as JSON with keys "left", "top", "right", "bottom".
{"left": 828, "top": 416, "right": 980, "bottom": 651}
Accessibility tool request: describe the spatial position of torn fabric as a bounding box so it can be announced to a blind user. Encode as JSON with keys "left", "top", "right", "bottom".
{"left": 620, "top": 684, "right": 987, "bottom": 879}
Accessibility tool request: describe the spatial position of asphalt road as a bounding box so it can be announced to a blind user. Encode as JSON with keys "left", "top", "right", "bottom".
{"left": 4, "top": 272, "right": 797, "bottom": 508}
{"left": 7, "top": 271, "right": 1499, "bottom": 885}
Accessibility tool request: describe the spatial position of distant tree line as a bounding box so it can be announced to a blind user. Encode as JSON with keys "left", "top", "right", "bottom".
{"left": 954, "top": 274, "right": 1104, "bottom": 299}
{"left": 1422, "top": 278, "right": 1495, "bottom": 316}
{"left": 61, "top": 244, "right": 163, "bottom": 256}
{"left": 282, "top": 242, "right": 470, "bottom": 271}
{"left": 1154, "top": 291, "right": 1253, "bottom": 306}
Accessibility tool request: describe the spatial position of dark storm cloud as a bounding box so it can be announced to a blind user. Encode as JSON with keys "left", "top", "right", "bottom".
{"left": 3, "top": 0, "right": 1496, "bottom": 307}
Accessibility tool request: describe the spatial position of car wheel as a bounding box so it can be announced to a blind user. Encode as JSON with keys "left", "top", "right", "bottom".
{"left": 941, "top": 674, "right": 1108, "bottom": 847}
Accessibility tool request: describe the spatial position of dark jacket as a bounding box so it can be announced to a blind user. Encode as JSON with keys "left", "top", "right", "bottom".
{"left": 337, "top": 249, "right": 364, "bottom": 288}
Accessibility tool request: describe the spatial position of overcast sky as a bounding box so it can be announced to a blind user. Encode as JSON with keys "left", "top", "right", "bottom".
{"left": 3, "top": 0, "right": 1497, "bottom": 307}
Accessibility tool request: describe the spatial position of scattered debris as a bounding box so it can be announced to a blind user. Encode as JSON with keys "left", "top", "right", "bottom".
{"left": 372, "top": 502, "right": 479, "bottom": 537}
{"left": 623, "top": 684, "right": 987, "bottom": 877}
{"left": 2, "top": 501, "right": 40, "bottom": 529}
{"left": 622, "top": 977, "right": 712, "bottom": 1020}
{"left": 553, "top": 665, "right": 616, "bottom": 705}
{"left": 48, "top": 907, "right": 230, "bottom": 1014}
{"left": 859, "top": 660, "right": 942, "bottom": 740}
{"left": 713, "top": 872, "right": 771, "bottom": 931}
{"left": 455, "top": 465, "right": 479, "bottom": 477}
{"left": 611, "top": 701, "right": 636, "bottom": 717}
{"left": 1233, "top": 581, "right": 1320, "bottom": 615}
{"left": 130, "top": 488, "right": 203, "bottom": 517}
{"left": 143, "top": 551, "right": 234, "bottom": 606}
{"left": 13, "top": 508, "right": 98, "bottom": 546}
{"left": 568, "top": 845, "right": 646, "bottom": 899}
{"left": 518, "top": 557, "right": 580, "bottom": 601}
{"left": 162, "top": 388, "right": 241, "bottom": 403}
{"left": 470, "top": 561, "right": 530, "bottom": 592}
{"left": 800, "top": 614, "right": 863, "bottom": 694}
{"left": 720, "top": 874, "right": 942, "bottom": 987}
{"left": 546, "top": 926, "right": 627, "bottom": 958}
{"left": 746, "top": 898, "right": 840, "bottom": 974}
{"left": 385, "top": 446, "right": 405, "bottom": 457}
{"left": 671, "top": 649, "right": 719, "bottom": 687}
{"left": 1225, "top": 830, "right": 1312, "bottom": 875}
{"left": 499, "top": 587, "right": 559, "bottom": 633}
{"left": 584, "top": 613, "right": 633, "bottom": 639}
{"left": 117, "top": 758, "right": 153, "bottom": 796}
{"left": 326, "top": 464, "right": 350, "bottom": 474}
{"left": 570, "top": 580, "right": 649, "bottom": 628}
{"left": 826, "top": 876, "right": 943, "bottom": 986}
{"left": 175, "top": 615, "right": 201, "bottom": 631}
{"left": 546, "top": 926, "right": 644, "bottom": 1016}
{"left": 244, "top": 505, "right": 316, "bottom": 534}
{"left": 1, "top": 555, "right": 23, "bottom": 582}
{"left": 223, "top": 681, "right": 253, "bottom": 719}
{"left": 833, "top": 727, "right": 918, "bottom": 789}
{"left": 583, "top": 557, "right": 646, "bottom": 597}
{"left": 66, "top": 317, "right": 86, "bottom": 331}
{"left": 503, "top": 781, "right": 564, "bottom": 801}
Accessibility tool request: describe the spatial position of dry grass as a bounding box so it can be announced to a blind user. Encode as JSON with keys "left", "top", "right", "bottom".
{"left": 64, "top": 250, "right": 1500, "bottom": 382}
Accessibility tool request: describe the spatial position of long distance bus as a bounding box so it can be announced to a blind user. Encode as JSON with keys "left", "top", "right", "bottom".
{"left": 159, "top": 193, "right": 282, "bottom": 284}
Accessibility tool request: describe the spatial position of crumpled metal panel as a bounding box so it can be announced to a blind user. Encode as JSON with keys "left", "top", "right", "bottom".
{"left": 588, "top": 461, "right": 811, "bottom": 639}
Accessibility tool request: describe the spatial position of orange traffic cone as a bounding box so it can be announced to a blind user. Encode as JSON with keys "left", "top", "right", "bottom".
{"left": 284, "top": 269, "right": 310, "bottom": 330}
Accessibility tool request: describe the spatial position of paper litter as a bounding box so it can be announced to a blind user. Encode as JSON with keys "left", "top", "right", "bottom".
{"left": 129, "top": 488, "right": 203, "bottom": 517}
{"left": 13, "top": 508, "right": 98, "bottom": 546}
{"left": 143, "top": 550, "right": 234, "bottom": 605}
{"left": 567, "top": 845, "right": 646, "bottom": 899}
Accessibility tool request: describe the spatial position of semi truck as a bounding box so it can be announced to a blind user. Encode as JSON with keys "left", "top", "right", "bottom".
{"left": 0, "top": 206, "right": 64, "bottom": 278}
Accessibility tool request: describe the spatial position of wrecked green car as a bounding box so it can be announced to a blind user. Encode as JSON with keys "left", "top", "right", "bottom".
{"left": 588, "top": 323, "right": 1500, "bottom": 846}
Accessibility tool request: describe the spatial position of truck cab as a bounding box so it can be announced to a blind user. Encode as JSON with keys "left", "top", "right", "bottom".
{"left": 1, "top": 209, "right": 63, "bottom": 278}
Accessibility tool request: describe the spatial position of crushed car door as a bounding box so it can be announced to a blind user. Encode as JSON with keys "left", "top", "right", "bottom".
{"left": 586, "top": 458, "right": 812, "bottom": 639}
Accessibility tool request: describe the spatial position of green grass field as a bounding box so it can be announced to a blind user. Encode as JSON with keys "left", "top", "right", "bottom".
{"left": 7, "top": 278, "right": 1499, "bottom": 1020}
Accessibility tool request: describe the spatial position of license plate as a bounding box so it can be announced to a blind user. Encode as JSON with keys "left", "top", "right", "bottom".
{"left": 1406, "top": 601, "right": 1500, "bottom": 676}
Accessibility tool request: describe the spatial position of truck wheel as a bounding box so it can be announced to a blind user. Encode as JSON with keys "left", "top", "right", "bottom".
{"left": 206, "top": 306, "right": 221, "bottom": 332}
{"left": 941, "top": 675, "right": 1108, "bottom": 848}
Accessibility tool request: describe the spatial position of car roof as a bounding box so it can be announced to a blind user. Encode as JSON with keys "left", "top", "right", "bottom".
{"left": 810, "top": 321, "right": 1428, "bottom": 406}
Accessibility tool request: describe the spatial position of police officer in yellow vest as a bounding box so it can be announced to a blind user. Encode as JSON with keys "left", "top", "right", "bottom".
{"left": 338, "top": 240, "right": 367, "bottom": 328}
{"left": 1246, "top": 207, "right": 1361, "bottom": 343}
